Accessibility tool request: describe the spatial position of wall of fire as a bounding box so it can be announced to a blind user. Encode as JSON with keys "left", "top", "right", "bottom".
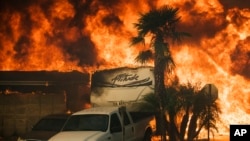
{"left": 0, "top": 71, "right": 91, "bottom": 138}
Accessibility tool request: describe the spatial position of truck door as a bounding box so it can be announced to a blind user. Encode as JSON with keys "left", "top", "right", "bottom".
{"left": 119, "top": 107, "right": 136, "bottom": 141}
{"left": 110, "top": 112, "right": 135, "bottom": 141}
{"left": 123, "top": 112, "right": 136, "bottom": 141}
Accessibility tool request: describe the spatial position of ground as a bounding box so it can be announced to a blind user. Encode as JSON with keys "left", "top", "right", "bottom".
{"left": 151, "top": 135, "right": 229, "bottom": 141}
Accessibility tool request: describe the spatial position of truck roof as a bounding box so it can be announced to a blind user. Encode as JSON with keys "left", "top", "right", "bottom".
{"left": 72, "top": 107, "right": 119, "bottom": 115}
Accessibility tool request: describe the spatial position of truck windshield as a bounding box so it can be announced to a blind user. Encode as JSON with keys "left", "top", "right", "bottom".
{"left": 32, "top": 118, "right": 67, "bottom": 131}
{"left": 62, "top": 114, "right": 109, "bottom": 132}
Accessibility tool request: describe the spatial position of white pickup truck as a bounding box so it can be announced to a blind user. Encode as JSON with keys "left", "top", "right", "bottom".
{"left": 49, "top": 106, "right": 154, "bottom": 141}
{"left": 50, "top": 67, "right": 156, "bottom": 141}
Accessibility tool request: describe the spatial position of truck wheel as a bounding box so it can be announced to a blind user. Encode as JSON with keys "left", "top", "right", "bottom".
{"left": 143, "top": 129, "right": 152, "bottom": 141}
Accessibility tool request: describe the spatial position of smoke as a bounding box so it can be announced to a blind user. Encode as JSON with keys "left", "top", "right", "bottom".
{"left": 219, "top": 0, "right": 250, "bottom": 10}
{"left": 230, "top": 37, "right": 250, "bottom": 79}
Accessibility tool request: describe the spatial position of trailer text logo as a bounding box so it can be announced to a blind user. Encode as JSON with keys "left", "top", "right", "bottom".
{"left": 111, "top": 73, "right": 151, "bottom": 87}
{"left": 111, "top": 73, "right": 139, "bottom": 84}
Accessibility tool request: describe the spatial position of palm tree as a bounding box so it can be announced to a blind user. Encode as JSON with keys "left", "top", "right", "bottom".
{"left": 163, "top": 82, "right": 201, "bottom": 141}
{"left": 164, "top": 85, "right": 181, "bottom": 141}
{"left": 131, "top": 5, "right": 190, "bottom": 141}
{"left": 187, "top": 90, "right": 221, "bottom": 141}
{"left": 178, "top": 82, "right": 201, "bottom": 141}
{"left": 137, "top": 82, "right": 221, "bottom": 141}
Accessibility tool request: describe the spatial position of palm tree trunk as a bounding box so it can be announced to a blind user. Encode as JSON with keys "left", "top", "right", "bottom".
{"left": 154, "top": 74, "right": 167, "bottom": 141}
{"left": 168, "top": 114, "right": 178, "bottom": 141}
{"left": 154, "top": 35, "right": 168, "bottom": 141}
{"left": 154, "top": 53, "right": 167, "bottom": 141}
{"left": 180, "top": 106, "right": 190, "bottom": 141}
{"left": 154, "top": 111, "right": 162, "bottom": 135}
{"left": 187, "top": 114, "right": 198, "bottom": 141}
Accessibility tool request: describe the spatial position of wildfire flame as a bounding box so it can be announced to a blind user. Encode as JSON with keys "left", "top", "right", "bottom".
{"left": 1, "top": 0, "right": 250, "bottom": 137}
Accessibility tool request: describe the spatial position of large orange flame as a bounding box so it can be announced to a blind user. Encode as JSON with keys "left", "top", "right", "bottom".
{"left": 0, "top": 0, "right": 249, "bottom": 137}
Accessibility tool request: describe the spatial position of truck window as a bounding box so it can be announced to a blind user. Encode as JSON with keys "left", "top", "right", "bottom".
{"left": 110, "top": 113, "right": 122, "bottom": 133}
{"left": 32, "top": 118, "right": 67, "bottom": 131}
{"left": 123, "top": 112, "right": 131, "bottom": 126}
{"left": 62, "top": 114, "right": 108, "bottom": 132}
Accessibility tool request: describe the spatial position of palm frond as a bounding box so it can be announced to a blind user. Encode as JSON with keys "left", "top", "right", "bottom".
{"left": 163, "top": 54, "right": 175, "bottom": 73}
{"left": 171, "top": 31, "right": 191, "bottom": 42}
{"left": 159, "top": 6, "right": 180, "bottom": 24}
{"left": 136, "top": 93, "right": 160, "bottom": 112}
{"left": 130, "top": 36, "right": 145, "bottom": 46}
{"left": 134, "top": 5, "right": 181, "bottom": 35}
{"left": 135, "top": 50, "right": 153, "bottom": 64}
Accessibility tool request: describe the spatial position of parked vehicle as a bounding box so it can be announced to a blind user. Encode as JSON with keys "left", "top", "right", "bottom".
{"left": 50, "top": 67, "right": 156, "bottom": 141}
{"left": 49, "top": 107, "right": 154, "bottom": 141}
{"left": 17, "top": 114, "right": 70, "bottom": 141}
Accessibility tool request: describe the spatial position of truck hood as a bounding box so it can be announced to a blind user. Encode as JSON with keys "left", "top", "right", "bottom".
{"left": 20, "top": 130, "right": 58, "bottom": 140}
{"left": 49, "top": 131, "right": 109, "bottom": 141}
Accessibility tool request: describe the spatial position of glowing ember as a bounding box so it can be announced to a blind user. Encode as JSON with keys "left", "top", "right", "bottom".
{"left": 0, "top": 0, "right": 250, "bottom": 137}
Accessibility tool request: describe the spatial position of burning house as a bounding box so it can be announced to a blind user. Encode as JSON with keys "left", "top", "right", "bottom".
{"left": 0, "top": 71, "right": 90, "bottom": 137}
